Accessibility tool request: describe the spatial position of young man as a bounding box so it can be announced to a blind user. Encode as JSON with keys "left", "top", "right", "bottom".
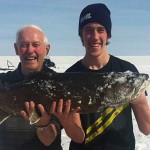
{"left": 0, "top": 25, "right": 62, "bottom": 150}
{"left": 65, "top": 3, "right": 150, "bottom": 150}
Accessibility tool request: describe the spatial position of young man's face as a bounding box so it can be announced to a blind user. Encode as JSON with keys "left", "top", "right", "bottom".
{"left": 14, "top": 28, "right": 49, "bottom": 75}
{"left": 82, "top": 23, "right": 108, "bottom": 57}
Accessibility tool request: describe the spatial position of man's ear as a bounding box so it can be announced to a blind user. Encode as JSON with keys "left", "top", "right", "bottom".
{"left": 46, "top": 44, "right": 50, "bottom": 55}
{"left": 14, "top": 43, "right": 19, "bottom": 55}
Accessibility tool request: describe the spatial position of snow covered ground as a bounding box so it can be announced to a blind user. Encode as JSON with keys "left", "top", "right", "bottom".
{"left": 0, "top": 56, "right": 150, "bottom": 150}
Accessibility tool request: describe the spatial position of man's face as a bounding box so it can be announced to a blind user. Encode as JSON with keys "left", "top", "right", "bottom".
{"left": 82, "top": 23, "right": 108, "bottom": 57}
{"left": 15, "top": 28, "right": 49, "bottom": 75}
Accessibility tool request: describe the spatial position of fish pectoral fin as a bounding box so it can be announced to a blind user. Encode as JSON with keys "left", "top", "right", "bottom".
{"left": 0, "top": 109, "right": 10, "bottom": 124}
{"left": 29, "top": 109, "right": 40, "bottom": 125}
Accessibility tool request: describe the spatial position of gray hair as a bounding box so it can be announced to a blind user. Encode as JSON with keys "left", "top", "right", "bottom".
{"left": 15, "top": 24, "right": 49, "bottom": 44}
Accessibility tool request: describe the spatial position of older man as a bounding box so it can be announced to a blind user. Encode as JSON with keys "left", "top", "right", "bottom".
{"left": 0, "top": 24, "right": 62, "bottom": 150}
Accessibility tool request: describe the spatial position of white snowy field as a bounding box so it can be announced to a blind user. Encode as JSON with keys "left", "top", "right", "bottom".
{"left": 0, "top": 56, "right": 150, "bottom": 150}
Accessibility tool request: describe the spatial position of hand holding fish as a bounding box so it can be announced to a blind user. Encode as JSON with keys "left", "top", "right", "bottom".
{"left": 50, "top": 99, "right": 85, "bottom": 143}
{"left": 20, "top": 101, "right": 61, "bottom": 146}
{"left": 130, "top": 94, "right": 150, "bottom": 134}
{"left": 20, "top": 101, "right": 50, "bottom": 127}
{"left": 50, "top": 99, "right": 80, "bottom": 127}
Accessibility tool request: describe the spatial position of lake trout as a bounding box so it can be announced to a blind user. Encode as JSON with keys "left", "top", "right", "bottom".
{"left": 0, "top": 71, "right": 149, "bottom": 124}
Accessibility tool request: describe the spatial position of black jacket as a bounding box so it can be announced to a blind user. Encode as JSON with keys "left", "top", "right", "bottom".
{"left": 0, "top": 63, "right": 62, "bottom": 150}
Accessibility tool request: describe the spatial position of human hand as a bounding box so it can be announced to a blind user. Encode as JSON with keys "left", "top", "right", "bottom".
{"left": 50, "top": 99, "right": 85, "bottom": 143}
{"left": 20, "top": 101, "right": 51, "bottom": 126}
{"left": 50, "top": 99, "right": 80, "bottom": 128}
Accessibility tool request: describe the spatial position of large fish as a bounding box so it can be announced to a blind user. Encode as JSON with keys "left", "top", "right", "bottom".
{"left": 0, "top": 71, "right": 149, "bottom": 124}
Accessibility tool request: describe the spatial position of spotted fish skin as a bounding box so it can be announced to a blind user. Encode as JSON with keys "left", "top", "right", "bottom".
{"left": 0, "top": 71, "right": 149, "bottom": 124}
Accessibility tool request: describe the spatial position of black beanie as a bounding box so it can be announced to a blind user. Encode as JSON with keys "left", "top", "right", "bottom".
{"left": 78, "top": 3, "right": 112, "bottom": 37}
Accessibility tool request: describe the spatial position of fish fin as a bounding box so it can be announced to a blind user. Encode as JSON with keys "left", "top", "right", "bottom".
{"left": 29, "top": 109, "right": 40, "bottom": 125}
{"left": 0, "top": 109, "right": 10, "bottom": 124}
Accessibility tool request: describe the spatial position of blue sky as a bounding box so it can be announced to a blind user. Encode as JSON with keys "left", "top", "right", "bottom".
{"left": 0, "top": 0, "right": 150, "bottom": 56}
